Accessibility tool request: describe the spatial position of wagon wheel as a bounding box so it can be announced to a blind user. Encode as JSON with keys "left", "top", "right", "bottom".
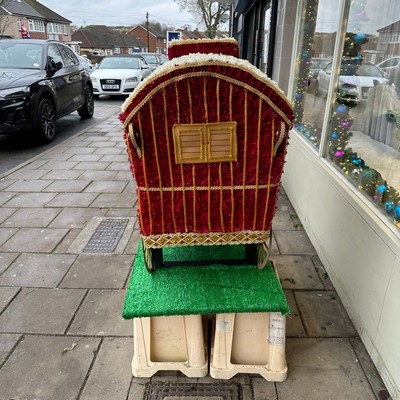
{"left": 257, "top": 232, "right": 273, "bottom": 269}
{"left": 142, "top": 240, "right": 155, "bottom": 273}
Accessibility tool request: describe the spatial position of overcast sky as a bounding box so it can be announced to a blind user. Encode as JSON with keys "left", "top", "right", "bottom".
{"left": 38, "top": 0, "right": 197, "bottom": 29}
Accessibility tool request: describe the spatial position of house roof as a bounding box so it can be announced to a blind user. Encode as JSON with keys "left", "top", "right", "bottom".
{"left": 377, "top": 19, "right": 400, "bottom": 33}
{"left": 0, "top": 0, "right": 43, "bottom": 19}
{"left": 72, "top": 25, "right": 144, "bottom": 50}
{"left": 177, "top": 28, "right": 208, "bottom": 39}
{"left": 24, "top": 0, "right": 71, "bottom": 23}
{"left": 129, "top": 25, "right": 164, "bottom": 38}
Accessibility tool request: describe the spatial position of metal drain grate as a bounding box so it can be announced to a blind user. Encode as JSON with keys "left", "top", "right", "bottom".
{"left": 145, "top": 383, "right": 242, "bottom": 400}
{"left": 83, "top": 218, "right": 129, "bottom": 253}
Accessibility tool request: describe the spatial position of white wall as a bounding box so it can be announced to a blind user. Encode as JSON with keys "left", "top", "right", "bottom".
{"left": 283, "top": 132, "right": 400, "bottom": 400}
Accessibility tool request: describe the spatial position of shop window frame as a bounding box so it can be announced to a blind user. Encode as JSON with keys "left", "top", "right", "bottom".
{"left": 288, "top": 0, "right": 400, "bottom": 235}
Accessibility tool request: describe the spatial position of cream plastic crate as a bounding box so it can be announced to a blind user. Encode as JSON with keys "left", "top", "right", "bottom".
{"left": 210, "top": 311, "right": 287, "bottom": 381}
{"left": 132, "top": 314, "right": 208, "bottom": 377}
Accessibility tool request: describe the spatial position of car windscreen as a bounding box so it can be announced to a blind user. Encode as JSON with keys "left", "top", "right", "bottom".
{"left": 340, "top": 63, "right": 384, "bottom": 77}
{"left": 142, "top": 54, "right": 158, "bottom": 64}
{"left": 0, "top": 43, "right": 43, "bottom": 69}
{"left": 311, "top": 59, "right": 329, "bottom": 69}
{"left": 98, "top": 57, "right": 140, "bottom": 69}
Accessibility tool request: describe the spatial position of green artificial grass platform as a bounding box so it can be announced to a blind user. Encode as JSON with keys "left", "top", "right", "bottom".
{"left": 122, "top": 242, "right": 290, "bottom": 319}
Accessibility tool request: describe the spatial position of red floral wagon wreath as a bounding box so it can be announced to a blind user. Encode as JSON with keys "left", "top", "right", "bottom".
{"left": 120, "top": 38, "right": 293, "bottom": 272}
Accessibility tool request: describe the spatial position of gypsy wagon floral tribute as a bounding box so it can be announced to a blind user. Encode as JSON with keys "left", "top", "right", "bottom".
{"left": 119, "top": 38, "right": 293, "bottom": 271}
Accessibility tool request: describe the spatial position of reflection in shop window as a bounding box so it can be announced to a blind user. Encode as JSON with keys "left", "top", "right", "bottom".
{"left": 292, "top": 0, "right": 341, "bottom": 150}
{"left": 293, "top": 0, "right": 400, "bottom": 230}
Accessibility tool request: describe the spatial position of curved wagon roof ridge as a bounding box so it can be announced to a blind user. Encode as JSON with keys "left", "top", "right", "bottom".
{"left": 119, "top": 53, "right": 293, "bottom": 129}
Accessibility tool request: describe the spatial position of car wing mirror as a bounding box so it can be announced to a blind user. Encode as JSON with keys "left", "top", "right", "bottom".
{"left": 142, "top": 64, "right": 150, "bottom": 69}
{"left": 47, "top": 59, "right": 63, "bottom": 74}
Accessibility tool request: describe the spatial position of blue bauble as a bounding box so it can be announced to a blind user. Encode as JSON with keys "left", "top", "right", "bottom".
{"left": 377, "top": 185, "right": 387, "bottom": 195}
{"left": 337, "top": 104, "right": 349, "bottom": 117}
{"left": 354, "top": 33, "right": 367, "bottom": 43}
{"left": 384, "top": 201, "right": 395, "bottom": 213}
{"left": 295, "top": 92, "right": 303, "bottom": 101}
{"left": 330, "top": 132, "right": 338, "bottom": 139}
{"left": 352, "top": 158, "right": 365, "bottom": 168}
{"left": 394, "top": 205, "right": 400, "bottom": 219}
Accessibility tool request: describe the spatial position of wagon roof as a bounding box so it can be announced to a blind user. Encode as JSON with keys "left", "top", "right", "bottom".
{"left": 120, "top": 53, "right": 293, "bottom": 129}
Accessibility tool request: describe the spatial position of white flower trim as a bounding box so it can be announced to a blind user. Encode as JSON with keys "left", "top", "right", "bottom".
{"left": 168, "top": 37, "right": 239, "bottom": 48}
{"left": 122, "top": 53, "right": 290, "bottom": 112}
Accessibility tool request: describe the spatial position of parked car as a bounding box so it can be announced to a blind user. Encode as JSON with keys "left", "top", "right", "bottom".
{"left": 0, "top": 39, "right": 94, "bottom": 143}
{"left": 316, "top": 61, "right": 388, "bottom": 105}
{"left": 91, "top": 54, "right": 151, "bottom": 97}
{"left": 377, "top": 56, "right": 400, "bottom": 94}
{"left": 309, "top": 57, "right": 330, "bottom": 79}
{"left": 139, "top": 52, "right": 162, "bottom": 72}
{"left": 159, "top": 54, "right": 169, "bottom": 64}
{"left": 77, "top": 54, "right": 94, "bottom": 75}
{"left": 377, "top": 56, "right": 400, "bottom": 76}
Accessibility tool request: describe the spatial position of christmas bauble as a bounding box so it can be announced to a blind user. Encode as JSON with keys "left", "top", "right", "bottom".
{"left": 360, "top": 169, "right": 381, "bottom": 197}
{"left": 350, "top": 167, "right": 362, "bottom": 182}
{"left": 337, "top": 105, "right": 349, "bottom": 117}
{"left": 385, "top": 111, "right": 396, "bottom": 123}
{"left": 394, "top": 205, "right": 400, "bottom": 220}
{"left": 384, "top": 201, "right": 394, "bottom": 213}
{"left": 352, "top": 157, "right": 365, "bottom": 168}
{"left": 295, "top": 92, "right": 303, "bottom": 101}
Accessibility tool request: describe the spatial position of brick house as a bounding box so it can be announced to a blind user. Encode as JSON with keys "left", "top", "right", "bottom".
{"left": 128, "top": 25, "right": 166, "bottom": 54}
{"left": 72, "top": 25, "right": 144, "bottom": 60}
{"left": 177, "top": 28, "right": 208, "bottom": 40}
{"left": 0, "top": 0, "right": 71, "bottom": 41}
{"left": 377, "top": 19, "right": 400, "bottom": 62}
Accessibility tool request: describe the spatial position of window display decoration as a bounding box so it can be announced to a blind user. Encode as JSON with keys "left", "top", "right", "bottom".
{"left": 293, "top": 0, "right": 400, "bottom": 228}
{"left": 328, "top": 85, "right": 400, "bottom": 228}
{"left": 293, "top": 0, "right": 319, "bottom": 147}
{"left": 332, "top": 148, "right": 400, "bottom": 228}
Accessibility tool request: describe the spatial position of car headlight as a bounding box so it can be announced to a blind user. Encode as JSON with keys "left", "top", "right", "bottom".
{"left": 125, "top": 76, "right": 138, "bottom": 83}
{"left": 0, "top": 86, "right": 30, "bottom": 99}
{"left": 91, "top": 77, "right": 98, "bottom": 83}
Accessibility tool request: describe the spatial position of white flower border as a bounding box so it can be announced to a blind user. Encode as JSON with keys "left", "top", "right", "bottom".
{"left": 122, "top": 52, "right": 290, "bottom": 112}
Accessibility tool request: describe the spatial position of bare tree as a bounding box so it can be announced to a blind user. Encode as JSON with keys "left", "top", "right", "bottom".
{"left": 174, "top": 0, "right": 226, "bottom": 38}
{"left": 0, "top": 0, "right": 13, "bottom": 37}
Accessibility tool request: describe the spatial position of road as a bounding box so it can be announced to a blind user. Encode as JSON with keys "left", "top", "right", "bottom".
{"left": 0, "top": 97, "right": 124, "bottom": 176}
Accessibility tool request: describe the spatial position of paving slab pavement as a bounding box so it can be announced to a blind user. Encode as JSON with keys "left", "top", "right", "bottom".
{"left": 0, "top": 110, "right": 392, "bottom": 400}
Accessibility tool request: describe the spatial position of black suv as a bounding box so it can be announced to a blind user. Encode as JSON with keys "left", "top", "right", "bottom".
{"left": 0, "top": 39, "right": 94, "bottom": 143}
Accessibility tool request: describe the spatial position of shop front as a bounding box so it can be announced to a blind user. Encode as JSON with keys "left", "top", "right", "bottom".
{"left": 232, "top": 0, "right": 400, "bottom": 397}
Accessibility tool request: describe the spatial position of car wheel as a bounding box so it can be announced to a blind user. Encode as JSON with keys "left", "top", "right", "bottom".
{"left": 35, "top": 98, "right": 56, "bottom": 143}
{"left": 78, "top": 85, "right": 95, "bottom": 119}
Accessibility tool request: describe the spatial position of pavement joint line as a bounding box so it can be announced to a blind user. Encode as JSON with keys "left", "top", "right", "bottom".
{"left": 0, "top": 114, "right": 120, "bottom": 181}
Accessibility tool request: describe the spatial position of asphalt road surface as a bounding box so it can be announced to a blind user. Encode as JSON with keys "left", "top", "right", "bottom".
{"left": 0, "top": 97, "right": 124, "bottom": 176}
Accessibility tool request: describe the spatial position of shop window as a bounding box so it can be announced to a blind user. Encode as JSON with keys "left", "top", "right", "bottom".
{"left": 292, "top": 0, "right": 342, "bottom": 151}
{"left": 293, "top": 0, "right": 400, "bottom": 230}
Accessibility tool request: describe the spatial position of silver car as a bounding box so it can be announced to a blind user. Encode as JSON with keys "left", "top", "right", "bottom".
{"left": 91, "top": 54, "right": 151, "bottom": 97}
